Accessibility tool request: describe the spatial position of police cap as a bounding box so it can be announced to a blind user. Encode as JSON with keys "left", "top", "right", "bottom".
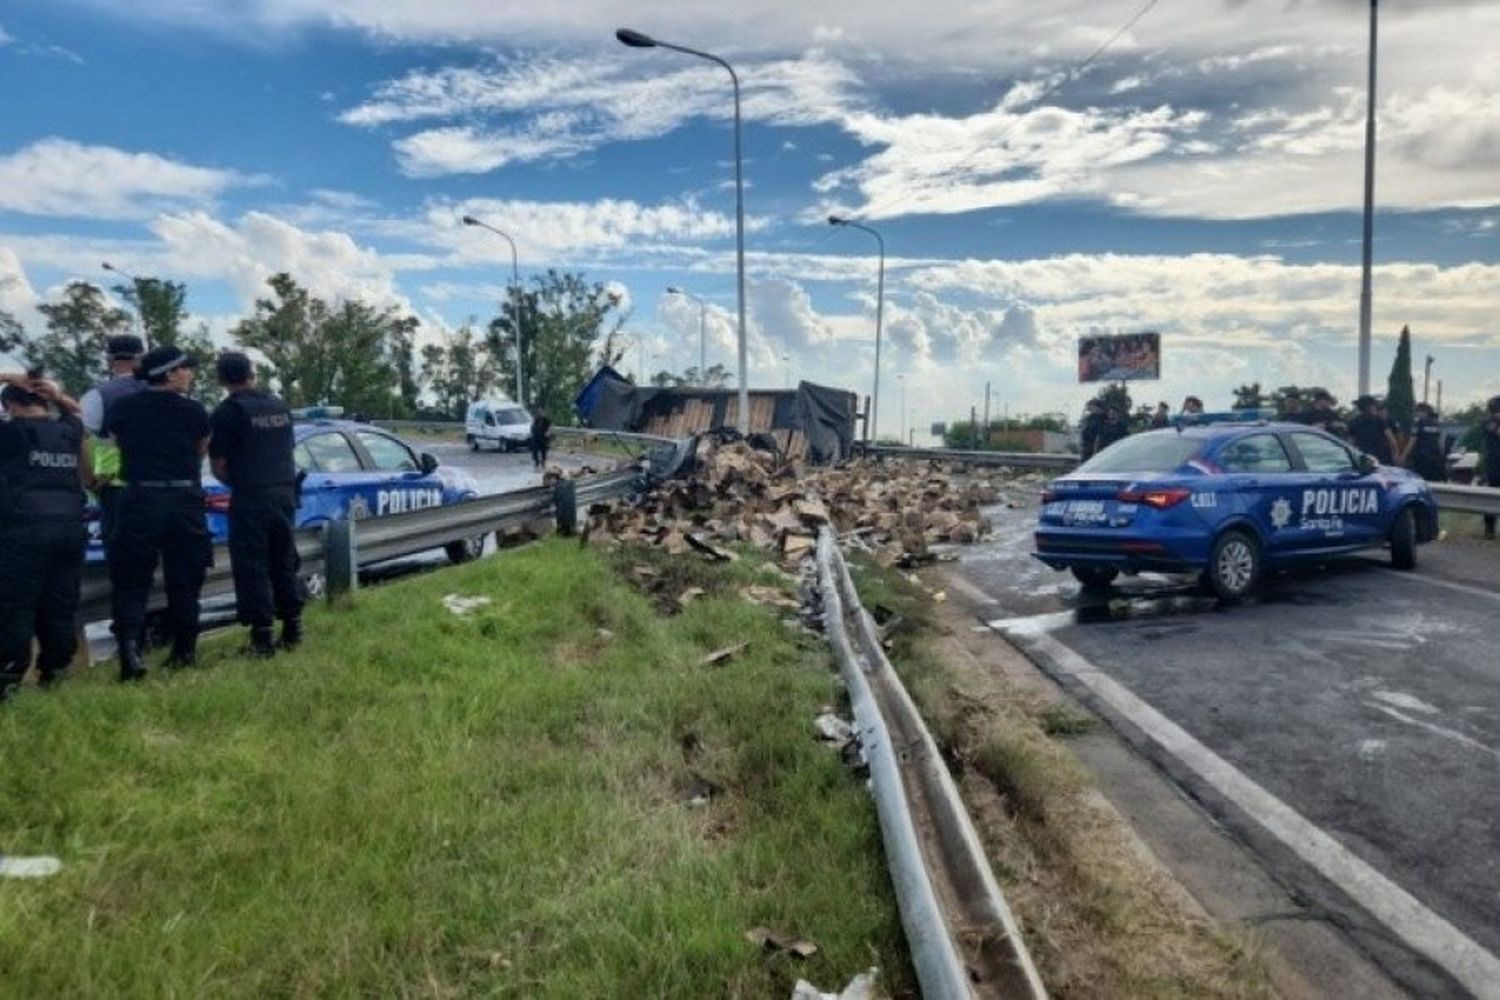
{"left": 106, "top": 334, "right": 145, "bottom": 360}
{"left": 137, "top": 345, "right": 197, "bottom": 382}
{"left": 215, "top": 351, "right": 254, "bottom": 385}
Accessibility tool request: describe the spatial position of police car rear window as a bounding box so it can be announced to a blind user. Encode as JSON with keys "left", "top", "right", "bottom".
{"left": 1079, "top": 434, "right": 1202, "bottom": 473}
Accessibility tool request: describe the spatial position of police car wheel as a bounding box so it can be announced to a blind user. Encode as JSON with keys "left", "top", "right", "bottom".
{"left": 445, "top": 535, "right": 485, "bottom": 564}
{"left": 1391, "top": 506, "right": 1418, "bottom": 571}
{"left": 1206, "top": 530, "right": 1260, "bottom": 601}
{"left": 1070, "top": 566, "right": 1119, "bottom": 591}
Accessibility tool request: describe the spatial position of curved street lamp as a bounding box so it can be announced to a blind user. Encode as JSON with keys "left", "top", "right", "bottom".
{"left": 462, "top": 215, "right": 526, "bottom": 407}
{"left": 829, "top": 215, "right": 885, "bottom": 441}
{"left": 617, "top": 28, "right": 749, "bottom": 433}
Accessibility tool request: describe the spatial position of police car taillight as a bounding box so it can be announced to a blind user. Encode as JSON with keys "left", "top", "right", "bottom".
{"left": 204, "top": 493, "right": 231, "bottom": 513}
{"left": 1116, "top": 487, "right": 1191, "bottom": 509}
{"left": 1041, "top": 490, "right": 1058, "bottom": 503}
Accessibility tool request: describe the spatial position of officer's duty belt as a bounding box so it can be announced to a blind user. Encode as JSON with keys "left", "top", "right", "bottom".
{"left": 132, "top": 480, "right": 197, "bottom": 489}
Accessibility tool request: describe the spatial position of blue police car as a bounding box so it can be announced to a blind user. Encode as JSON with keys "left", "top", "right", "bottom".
{"left": 88, "top": 420, "right": 483, "bottom": 575}
{"left": 1034, "top": 416, "right": 1440, "bottom": 600}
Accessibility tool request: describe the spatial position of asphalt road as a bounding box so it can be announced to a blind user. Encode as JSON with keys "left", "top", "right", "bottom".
{"left": 953, "top": 494, "right": 1500, "bottom": 999}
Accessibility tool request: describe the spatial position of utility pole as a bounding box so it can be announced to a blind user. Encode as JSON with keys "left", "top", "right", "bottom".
{"left": 983, "top": 382, "right": 991, "bottom": 446}
{"left": 1357, "top": 0, "right": 1379, "bottom": 397}
{"left": 1436, "top": 379, "right": 1443, "bottom": 415}
{"left": 1423, "top": 354, "right": 1434, "bottom": 404}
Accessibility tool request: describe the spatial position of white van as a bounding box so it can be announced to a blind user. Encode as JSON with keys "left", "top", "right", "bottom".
{"left": 465, "top": 399, "right": 533, "bottom": 452}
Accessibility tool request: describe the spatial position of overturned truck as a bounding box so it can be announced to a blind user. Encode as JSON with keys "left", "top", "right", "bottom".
{"left": 576, "top": 367, "right": 859, "bottom": 463}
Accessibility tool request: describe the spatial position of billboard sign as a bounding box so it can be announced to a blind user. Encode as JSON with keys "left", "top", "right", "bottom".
{"left": 1078, "top": 331, "right": 1160, "bottom": 383}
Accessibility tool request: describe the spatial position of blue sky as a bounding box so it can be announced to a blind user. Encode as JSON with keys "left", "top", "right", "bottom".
{"left": 3, "top": 0, "right": 1500, "bottom": 437}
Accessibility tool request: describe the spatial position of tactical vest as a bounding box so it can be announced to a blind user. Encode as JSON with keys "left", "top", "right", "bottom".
{"left": 222, "top": 390, "right": 296, "bottom": 492}
{"left": 1412, "top": 420, "right": 1443, "bottom": 461}
{"left": 1, "top": 417, "right": 85, "bottom": 524}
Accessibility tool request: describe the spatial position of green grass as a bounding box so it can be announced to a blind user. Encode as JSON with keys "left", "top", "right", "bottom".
{"left": 1439, "top": 509, "right": 1497, "bottom": 541}
{"left": 0, "top": 540, "right": 909, "bottom": 998}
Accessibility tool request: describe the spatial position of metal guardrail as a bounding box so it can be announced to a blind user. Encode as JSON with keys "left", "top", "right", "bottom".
{"left": 1432, "top": 482, "right": 1500, "bottom": 518}
{"left": 864, "top": 443, "right": 1079, "bottom": 470}
{"left": 77, "top": 467, "right": 644, "bottom": 624}
{"left": 816, "top": 528, "right": 1048, "bottom": 1000}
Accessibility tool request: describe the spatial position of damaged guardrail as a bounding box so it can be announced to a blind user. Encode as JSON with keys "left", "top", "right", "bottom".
{"left": 815, "top": 527, "right": 1048, "bottom": 1000}
{"left": 863, "top": 443, "right": 1079, "bottom": 471}
{"left": 1431, "top": 482, "right": 1500, "bottom": 518}
{"left": 77, "top": 466, "right": 646, "bottom": 624}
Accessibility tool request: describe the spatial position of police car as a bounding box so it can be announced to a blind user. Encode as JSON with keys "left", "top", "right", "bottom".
{"left": 87, "top": 419, "right": 484, "bottom": 577}
{"left": 1033, "top": 413, "right": 1440, "bottom": 600}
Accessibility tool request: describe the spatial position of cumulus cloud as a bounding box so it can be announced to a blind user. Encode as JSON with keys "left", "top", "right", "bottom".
{"left": 0, "top": 138, "right": 263, "bottom": 220}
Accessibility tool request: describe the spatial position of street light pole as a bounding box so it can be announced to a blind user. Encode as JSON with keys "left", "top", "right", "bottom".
{"left": 462, "top": 215, "right": 525, "bottom": 408}
{"left": 666, "top": 286, "right": 708, "bottom": 384}
{"left": 1423, "top": 354, "right": 1434, "bottom": 405}
{"left": 102, "top": 261, "right": 149, "bottom": 343}
{"left": 1357, "top": 0, "right": 1379, "bottom": 397}
{"left": 828, "top": 216, "right": 885, "bottom": 441}
{"left": 898, "top": 374, "right": 906, "bottom": 443}
{"left": 618, "top": 29, "right": 749, "bottom": 433}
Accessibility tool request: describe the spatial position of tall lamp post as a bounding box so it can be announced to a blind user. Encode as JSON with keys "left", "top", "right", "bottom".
{"left": 103, "top": 261, "right": 149, "bottom": 343}
{"left": 898, "top": 373, "right": 906, "bottom": 444}
{"left": 1357, "top": 0, "right": 1379, "bottom": 397}
{"left": 461, "top": 215, "right": 526, "bottom": 408}
{"left": 828, "top": 215, "right": 885, "bottom": 441}
{"left": 1423, "top": 354, "right": 1434, "bottom": 405}
{"left": 617, "top": 28, "right": 749, "bottom": 433}
{"left": 666, "top": 286, "right": 708, "bottom": 384}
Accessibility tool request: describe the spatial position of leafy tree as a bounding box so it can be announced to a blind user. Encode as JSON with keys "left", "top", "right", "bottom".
{"left": 31, "top": 282, "right": 132, "bottom": 395}
{"left": 647, "top": 363, "right": 732, "bottom": 388}
{"left": 1091, "top": 382, "right": 1132, "bottom": 417}
{"left": 421, "top": 325, "right": 499, "bottom": 420}
{"left": 114, "top": 276, "right": 221, "bottom": 405}
{"left": 0, "top": 310, "right": 22, "bottom": 356}
{"left": 486, "top": 270, "right": 628, "bottom": 425}
{"left": 232, "top": 273, "right": 419, "bottom": 415}
{"left": 1385, "top": 325, "right": 1415, "bottom": 432}
{"left": 1232, "top": 383, "right": 1265, "bottom": 410}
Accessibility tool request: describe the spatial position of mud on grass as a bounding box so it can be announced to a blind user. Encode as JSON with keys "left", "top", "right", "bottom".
{"left": 847, "top": 555, "right": 1274, "bottom": 1000}
{"left": 0, "top": 539, "right": 911, "bottom": 998}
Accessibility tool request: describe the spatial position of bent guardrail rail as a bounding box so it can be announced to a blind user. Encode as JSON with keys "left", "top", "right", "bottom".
{"left": 1431, "top": 482, "right": 1500, "bottom": 518}
{"left": 78, "top": 467, "right": 646, "bottom": 624}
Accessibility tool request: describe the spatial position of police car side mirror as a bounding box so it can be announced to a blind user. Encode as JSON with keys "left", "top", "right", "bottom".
{"left": 1357, "top": 453, "right": 1378, "bottom": 475}
{"left": 420, "top": 452, "right": 439, "bottom": 475}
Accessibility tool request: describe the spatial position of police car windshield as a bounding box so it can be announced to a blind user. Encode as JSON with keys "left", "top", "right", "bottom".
{"left": 1078, "top": 433, "right": 1202, "bottom": 474}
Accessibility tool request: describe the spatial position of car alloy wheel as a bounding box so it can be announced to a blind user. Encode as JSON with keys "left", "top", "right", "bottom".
{"left": 1208, "top": 530, "right": 1259, "bottom": 601}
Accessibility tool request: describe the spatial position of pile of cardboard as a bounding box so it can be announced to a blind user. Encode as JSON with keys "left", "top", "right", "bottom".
{"left": 582, "top": 437, "right": 1030, "bottom": 566}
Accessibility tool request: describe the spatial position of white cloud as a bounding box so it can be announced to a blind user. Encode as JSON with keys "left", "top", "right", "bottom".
{"left": 0, "top": 24, "right": 12, "bottom": 46}
{"left": 0, "top": 138, "right": 263, "bottom": 220}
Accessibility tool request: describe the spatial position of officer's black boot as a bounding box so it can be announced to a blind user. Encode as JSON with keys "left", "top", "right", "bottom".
{"left": 118, "top": 640, "right": 147, "bottom": 683}
{"left": 38, "top": 668, "right": 65, "bottom": 690}
{"left": 247, "top": 626, "right": 276, "bottom": 659}
{"left": 165, "top": 636, "right": 197, "bottom": 669}
{"left": 278, "top": 616, "right": 303, "bottom": 650}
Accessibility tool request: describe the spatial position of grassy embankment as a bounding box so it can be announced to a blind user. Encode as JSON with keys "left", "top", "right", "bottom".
{"left": 847, "top": 555, "right": 1274, "bottom": 1000}
{"left": 0, "top": 540, "right": 910, "bottom": 998}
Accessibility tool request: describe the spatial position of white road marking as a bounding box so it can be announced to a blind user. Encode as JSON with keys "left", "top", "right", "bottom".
{"left": 945, "top": 574, "right": 1003, "bottom": 607}
{"left": 1370, "top": 690, "right": 1441, "bottom": 715}
{"left": 994, "top": 619, "right": 1500, "bottom": 999}
{"left": 1392, "top": 568, "right": 1500, "bottom": 605}
{"left": 1369, "top": 704, "right": 1500, "bottom": 765}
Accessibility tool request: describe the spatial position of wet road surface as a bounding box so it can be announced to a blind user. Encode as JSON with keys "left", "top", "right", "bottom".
{"left": 954, "top": 494, "right": 1500, "bottom": 999}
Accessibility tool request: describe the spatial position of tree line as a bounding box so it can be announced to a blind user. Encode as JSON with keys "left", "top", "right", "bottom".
{"left": 0, "top": 269, "right": 631, "bottom": 424}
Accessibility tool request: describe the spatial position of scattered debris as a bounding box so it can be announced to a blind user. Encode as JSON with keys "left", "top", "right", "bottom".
{"left": 790, "top": 968, "right": 880, "bottom": 1000}
{"left": 580, "top": 438, "right": 1032, "bottom": 567}
{"left": 681, "top": 774, "right": 723, "bottom": 808}
{"left": 699, "top": 641, "right": 750, "bottom": 667}
{"left": 677, "top": 587, "right": 707, "bottom": 608}
{"left": 813, "top": 712, "right": 855, "bottom": 745}
{"left": 596, "top": 628, "right": 616, "bottom": 642}
{"left": 745, "top": 926, "right": 819, "bottom": 959}
{"left": 741, "top": 585, "right": 801, "bottom": 610}
{"left": 0, "top": 855, "right": 61, "bottom": 879}
{"left": 441, "top": 594, "right": 492, "bottom": 617}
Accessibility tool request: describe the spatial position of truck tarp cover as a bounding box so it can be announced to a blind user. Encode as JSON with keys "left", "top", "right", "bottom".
{"left": 576, "top": 374, "right": 855, "bottom": 462}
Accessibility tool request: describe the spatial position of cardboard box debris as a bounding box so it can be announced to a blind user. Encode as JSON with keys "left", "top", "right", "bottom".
{"left": 581, "top": 438, "right": 1033, "bottom": 567}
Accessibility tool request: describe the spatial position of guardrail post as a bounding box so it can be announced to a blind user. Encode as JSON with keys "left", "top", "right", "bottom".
{"left": 554, "top": 479, "right": 578, "bottom": 536}
{"left": 324, "top": 518, "right": 357, "bottom": 603}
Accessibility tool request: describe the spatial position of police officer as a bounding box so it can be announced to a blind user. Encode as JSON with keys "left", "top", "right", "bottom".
{"left": 208, "top": 352, "right": 303, "bottom": 657}
{"left": 1078, "top": 399, "right": 1104, "bottom": 459}
{"left": 80, "top": 334, "right": 145, "bottom": 553}
{"left": 1482, "top": 396, "right": 1500, "bottom": 541}
{"left": 1303, "top": 390, "right": 1339, "bottom": 433}
{"left": 1348, "top": 395, "right": 1396, "bottom": 465}
{"left": 1096, "top": 406, "right": 1129, "bottom": 452}
{"left": 0, "top": 373, "right": 90, "bottom": 700}
{"left": 1181, "top": 395, "right": 1204, "bottom": 416}
{"left": 104, "top": 346, "right": 211, "bottom": 679}
{"left": 1404, "top": 402, "right": 1447, "bottom": 482}
{"left": 529, "top": 410, "right": 552, "bottom": 470}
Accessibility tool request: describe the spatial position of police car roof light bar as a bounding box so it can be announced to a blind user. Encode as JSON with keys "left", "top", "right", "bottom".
{"left": 1173, "top": 408, "right": 1277, "bottom": 429}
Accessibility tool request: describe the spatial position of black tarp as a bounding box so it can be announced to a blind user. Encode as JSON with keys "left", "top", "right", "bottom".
{"left": 795, "top": 381, "right": 856, "bottom": 462}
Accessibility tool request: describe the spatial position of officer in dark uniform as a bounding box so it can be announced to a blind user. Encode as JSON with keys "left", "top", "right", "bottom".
{"left": 1096, "top": 407, "right": 1129, "bottom": 452}
{"left": 1303, "top": 390, "right": 1340, "bottom": 433}
{"left": 1482, "top": 396, "right": 1500, "bottom": 540}
{"left": 1405, "top": 403, "right": 1447, "bottom": 481}
{"left": 1079, "top": 399, "right": 1104, "bottom": 459}
{"left": 209, "top": 352, "right": 303, "bottom": 657}
{"left": 1347, "top": 395, "right": 1396, "bottom": 464}
{"left": 80, "top": 335, "right": 145, "bottom": 554}
{"left": 529, "top": 411, "right": 552, "bottom": 470}
{"left": 103, "top": 346, "right": 212, "bottom": 679}
{"left": 0, "top": 373, "right": 90, "bottom": 700}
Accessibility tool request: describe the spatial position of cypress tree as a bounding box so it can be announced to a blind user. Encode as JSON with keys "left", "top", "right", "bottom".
{"left": 1385, "top": 325, "right": 1415, "bottom": 431}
